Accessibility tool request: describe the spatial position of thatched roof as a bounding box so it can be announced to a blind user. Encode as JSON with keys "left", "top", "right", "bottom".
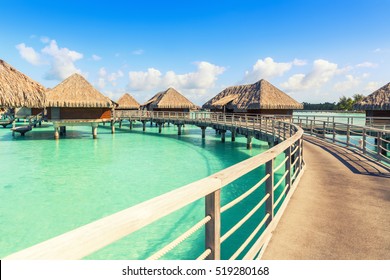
{"left": 142, "top": 87, "right": 197, "bottom": 109}
{"left": 46, "top": 73, "right": 113, "bottom": 108}
{"left": 116, "top": 93, "right": 140, "bottom": 109}
{"left": 203, "top": 79, "right": 303, "bottom": 111}
{"left": 354, "top": 82, "right": 390, "bottom": 110}
{"left": 0, "top": 59, "right": 46, "bottom": 108}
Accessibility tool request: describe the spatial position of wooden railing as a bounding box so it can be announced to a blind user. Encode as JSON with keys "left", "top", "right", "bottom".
{"left": 293, "top": 116, "right": 390, "bottom": 164}
{"left": 294, "top": 114, "right": 390, "bottom": 129}
{"left": 4, "top": 112, "right": 304, "bottom": 260}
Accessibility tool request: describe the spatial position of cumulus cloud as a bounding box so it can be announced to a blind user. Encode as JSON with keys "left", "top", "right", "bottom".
{"left": 132, "top": 49, "right": 144, "bottom": 55}
{"left": 334, "top": 75, "right": 361, "bottom": 92}
{"left": 97, "top": 67, "right": 124, "bottom": 89}
{"left": 243, "top": 57, "right": 305, "bottom": 83}
{"left": 281, "top": 59, "right": 340, "bottom": 91}
{"left": 16, "top": 39, "right": 83, "bottom": 80}
{"left": 356, "top": 62, "right": 377, "bottom": 68}
{"left": 16, "top": 43, "right": 44, "bottom": 65}
{"left": 41, "top": 40, "right": 83, "bottom": 80}
{"left": 40, "top": 36, "right": 50, "bottom": 43}
{"left": 128, "top": 61, "right": 225, "bottom": 93}
{"left": 92, "top": 54, "right": 102, "bottom": 61}
{"left": 365, "top": 81, "right": 380, "bottom": 92}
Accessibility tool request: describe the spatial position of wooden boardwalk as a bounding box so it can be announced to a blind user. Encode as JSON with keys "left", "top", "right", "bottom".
{"left": 262, "top": 136, "right": 390, "bottom": 260}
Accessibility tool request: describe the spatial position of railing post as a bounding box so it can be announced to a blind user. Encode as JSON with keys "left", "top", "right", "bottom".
{"left": 346, "top": 124, "right": 350, "bottom": 147}
{"left": 272, "top": 119, "right": 276, "bottom": 143}
{"left": 362, "top": 129, "right": 366, "bottom": 154}
{"left": 310, "top": 120, "right": 313, "bottom": 136}
{"left": 377, "top": 132, "right": 382, "bottom": 158}
{"left": 322, "top": 121, "right": 326, "bottom": 139}
{"left": 285, "top": 146, "right": 292, "bottom": 194}
{"left": 300, "top": 138, "right": 303, "bottom": 169}
{"left": 205, "top": 190, "right": 221, "bottom": 260}
{"left": 266, "top": 159, "right": 274, "bottom": 223}
{"left": 332, "top": 122, "right": 336, "bottom": 143}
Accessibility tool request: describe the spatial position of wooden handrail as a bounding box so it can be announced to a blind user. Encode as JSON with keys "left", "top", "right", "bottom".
{"left": 5, "top": 112, "right": 304, "bottom": 260}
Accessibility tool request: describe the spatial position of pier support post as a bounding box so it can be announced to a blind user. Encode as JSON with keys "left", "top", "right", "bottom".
{"left": 205, "top": 190, "right": 221, "bottom": 260}
{"left": 158, "top": 123, "right": 162, "bottom": 133}
{"left": 54, "top": 126, "right": 59, "bottom": 140}
{"left": 59, "top": 126, "right": 66, "bottom": 136}
{"left": 111, "top": 120, "right": 115, "bottom": 134}
{"left": 12, "top": 120, "right": 16, "bottom": 136}
{"left": 142, "top": 121, "right": 146, "bottom": 132}
{"left": 92, "top": 124, "right": 98, "bottom": 139}
{"left": 119, "top": 120, "right": 122, "bottom": 128}
{"left": 201, "top": 127, "right": 206, "bottom": 139}
{"left": 129, "top": 121, "right": 133, "bottom": 130}
{"left": 177, "top": 124, "right": 182, "bottom": 135}
{"left": 246, "top": 135, "right": 253, "bottom": 149}
{"left": 231, "top": 129, "right": 236, "bottom": 142}
{"left": 221, "top": 130, "right": 226, "bottom": 143}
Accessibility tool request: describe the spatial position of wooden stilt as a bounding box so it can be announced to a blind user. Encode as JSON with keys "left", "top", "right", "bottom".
{"left": 142, "top": 121, "right": 146, "bottom": 131}
{"left": 54, "top": 127, "right": 59, "bottom": 140}
{"left": 111, "top": 120, "right": 115, "bottom": 134}
{"left": 201, "top": 127, "right": 206, "bottom": 139}
{"left": 246, "top": 135, "right": 253, "bottom": 149}
{"left": 119, "top": 120, "right": 122, "bottom": 128}
{"left": 221, "top": 130, "right": 226, "bottom": 142}
{"left": 129, "top": 121, "right": 133, "bottom": 130}
{"left": 158, "top": 123, "right": 162, "bottom": 133}
{"left": 92, "top": 124, "right": 98, "bottom": 139}
{"left": 178, "top": 124, "right": 182, "bottom": 135}
{"left": 231, "top": 129, "right": 236, "bottom": 142}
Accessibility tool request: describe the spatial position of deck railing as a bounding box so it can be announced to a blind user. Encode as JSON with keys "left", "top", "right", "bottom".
{"left": 294, "top": 114, "right": 390, "bottom": 129}
{"left": 293, "top": 116, "right": 390, "bottom": 164}
{"left": 5, "top": 112, "right": 304, "bottom": 260}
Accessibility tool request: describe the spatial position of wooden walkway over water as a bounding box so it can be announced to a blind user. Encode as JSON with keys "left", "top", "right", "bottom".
{"left": 262, "top": 136, "right": 390, "bottom": 259}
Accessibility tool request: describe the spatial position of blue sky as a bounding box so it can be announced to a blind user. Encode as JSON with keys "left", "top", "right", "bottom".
{"left": 1, "top": 0, "right": 389, "bottom": 105}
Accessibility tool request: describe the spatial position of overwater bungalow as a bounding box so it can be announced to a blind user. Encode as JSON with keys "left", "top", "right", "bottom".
{"left": 142, "top": 87, "right": 198, "bottom": 112}
{"left": 115, "top": 93, "right": 140, "bottom": 118}
{"left": 45, "top": 73, "right": 114, "bottom": 139}
{"left": 0, "top": 59, "right": 46, "bottom": 123}
{"left": 354, "top": 82, "right": 390, "bottom": 125}
{"left": 202, "top": 79, "right": 303, "bottom": 117}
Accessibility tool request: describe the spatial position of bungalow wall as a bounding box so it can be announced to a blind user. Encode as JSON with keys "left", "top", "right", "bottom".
{"left": 365, "top": 110, "right": 390, "bottom": 125}
{"left": 47, "top": 107, "right": 111, "bottom": 120}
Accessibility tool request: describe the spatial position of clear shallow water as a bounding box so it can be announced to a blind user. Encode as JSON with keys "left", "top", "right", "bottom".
{"left": 0, "top": 121, "right": 286, "bottom": 259}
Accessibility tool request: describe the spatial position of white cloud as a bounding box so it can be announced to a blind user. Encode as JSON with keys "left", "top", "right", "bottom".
{"left": 15, "top": 43, "right": 44, "bottom": 65}
{"left": 97, "top": 67, "right": 124, "bottom": 89}
{"left": 334, "top": 75, "right": 361, "bottom": 92}
{"left": 129, "top": 68, "right": 162, "bottom": 90}
{"left": 40, "top": 36, "right": 50, "bottom": 43}
{"left": 128, "top": 61, "right": 225, "bottom": 93}
{"left": 17, "top": 40, "right": 83, "bottom": 80}
{"left": 41, "top": 40, "right": 83, "bottom": 80}
{"left": 244, "top": 57, "right": 306, "bottom": 83}
{"left": 92, "top": 54, "right": 102, "bottom": 61}
{"left": 108, "top": 70, "right": 124, "bottom": 82}
{"left": 365, "top": 82, "right": 379, "bottom": 92}
{"left": 281, "top": 59, "right": 340, "bottom": 91}
{"left": 132, "top": 49, "right": 144, "bottom": 55}
{"left": 356, "top": 62, "right": 378, "bottom": 68}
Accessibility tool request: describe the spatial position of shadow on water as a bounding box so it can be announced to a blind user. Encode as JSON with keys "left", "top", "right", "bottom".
{"left": 1, "top": 121, "right": 287, "bottom": 260}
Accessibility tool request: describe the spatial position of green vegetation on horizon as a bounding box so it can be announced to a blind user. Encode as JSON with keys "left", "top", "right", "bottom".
{"left": 302, "top": 94, "right": 365, "bottom": 111}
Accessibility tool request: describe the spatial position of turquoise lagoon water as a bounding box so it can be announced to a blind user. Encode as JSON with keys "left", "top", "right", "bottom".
{"left": 0, "top": 121, "right": 287, "bottom": 259}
